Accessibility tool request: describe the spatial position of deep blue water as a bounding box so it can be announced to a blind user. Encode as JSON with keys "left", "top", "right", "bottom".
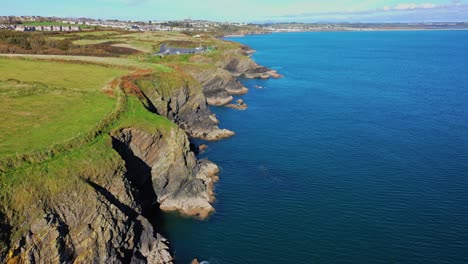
{"left": 160, "top": 31, "right": 468, "bottom": 263}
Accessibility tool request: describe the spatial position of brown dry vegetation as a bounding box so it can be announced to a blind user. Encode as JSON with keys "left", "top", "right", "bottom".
{"left": 0, "top": 30, "right": 140, "bottom": 56}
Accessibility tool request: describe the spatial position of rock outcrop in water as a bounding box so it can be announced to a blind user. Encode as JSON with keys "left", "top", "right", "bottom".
{"left": 182, "top": 51, "right": 282, "bottom": 106}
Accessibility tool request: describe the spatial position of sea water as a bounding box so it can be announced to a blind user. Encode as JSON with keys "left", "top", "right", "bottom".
{"left": 158, "top": 31, "right": 468, "bottom": 263}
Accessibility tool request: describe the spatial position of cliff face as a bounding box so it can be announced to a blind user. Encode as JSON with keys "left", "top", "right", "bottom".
{"left": 5, "top": 125, "right": 218, "bottom": 263}
{"left": 0, "top": 35, "right": 280, "bottom": 264}
{"left": 134, "top": 72, "right": 235, "bottom": 141}
{"left": 183, "top": 51, "right": 282, "bottom": 106}
{"left": 111, "top": 127, "right": 219, "bottom": 219}
{"left": 217, "top": 53, "right": 283, "bottom": 79}
{"left": 6, "top": 157, "right": 173, "bottom": 263}
{"left": 184, "top": 67, "right": 247, "bottom": 106}
{"left": 1, "top": 65, "right": 236, "bottom": 263}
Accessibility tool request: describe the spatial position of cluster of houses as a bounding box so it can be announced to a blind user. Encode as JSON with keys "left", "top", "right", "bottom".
{"left": 16, "top": 25, "right": 80, "bottom": 32}
{"left": 1, "top": 16, "right": 251, "bottom": 32}
{"left": 66, "top": 19, "right": 221, "bottom": 32}
{"left": 0, "top": 25, "right": 80, "bottom": 32}
{"left": 0, "top": 25, "right": 13, "bottom": 30}
{"left": 0, "top": 16, "right": 255, "bottom": 33}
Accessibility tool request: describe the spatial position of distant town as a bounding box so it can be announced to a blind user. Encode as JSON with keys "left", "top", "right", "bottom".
{"left": 1, "top": 15, "right": 468, "bottom": 34}
{"left": 0, "top": 16, "right": 249, "bottom": 33}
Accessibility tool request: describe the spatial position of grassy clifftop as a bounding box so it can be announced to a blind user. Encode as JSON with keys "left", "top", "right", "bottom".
{"left": 0, "top": 57, "right": 128, "bottom": 155}
{"left": 0, "top": 29, "right": 256, "bottom": 260}
{"left": 0, "top": 57, "right": 178, "bottom": 252}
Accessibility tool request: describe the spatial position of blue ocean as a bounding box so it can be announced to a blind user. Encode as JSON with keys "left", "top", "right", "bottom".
{"left": 160, "top": 31, "right": 468, "bottom": 263}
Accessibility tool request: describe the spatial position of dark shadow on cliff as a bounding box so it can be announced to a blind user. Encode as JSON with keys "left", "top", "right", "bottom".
{"left": 83, "top": 178, "right": 142, "bottom": 262}
{"left": 141, "top": 92, "right": 159, "bottom": 115}
{"left": 84, "top": 179, "right": 139, "bottom": 219}
{"left": 47, "top": 212, "right": 76, "bottom": 263}
{"left": 110, "top": 137, "right": 171, "bottom": 240}
{"left": 0, "top": 211, "right": 12, "bottom": 262}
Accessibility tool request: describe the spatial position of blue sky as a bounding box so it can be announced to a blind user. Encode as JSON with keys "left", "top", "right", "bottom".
{"left": 2, "top": 0, "right": 468, "bottom": 22}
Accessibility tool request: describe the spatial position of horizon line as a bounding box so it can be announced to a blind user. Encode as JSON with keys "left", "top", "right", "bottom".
{"left": 1, "top": 15, "right": 468, "bottom": 24}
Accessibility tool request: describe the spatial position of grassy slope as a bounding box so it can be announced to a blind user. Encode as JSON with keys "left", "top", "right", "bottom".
{"left": 0, "top": 60, "right": 176, "bottom": 245}
{"left": 0, "top": 54, "right": 173, "bottom": 72}
{"left": 0, "top": 96, "right": 175, "bottom": 223}
{"left": 0, "top": 57, "right": 128, "bottom": 154}
{"left": 1, "top": 96, "right": 177, "bottom": 245}
{"left": 0, "top": 57, "right": 127, "bottom": 91}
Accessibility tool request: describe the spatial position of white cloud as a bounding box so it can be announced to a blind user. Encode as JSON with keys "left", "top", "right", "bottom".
{"left": 392, "top": 3, "right": 437, "bottom": 11}
{"left": 270, "top": 0, "right": 468, "bottom": 23}
{"left": 382, "top": 0, "right": 468, "bottom": 12}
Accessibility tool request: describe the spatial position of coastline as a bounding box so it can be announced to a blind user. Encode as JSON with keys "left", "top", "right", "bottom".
{"left": 2, "top": 23, "right": 468, "bottom": 264}
{"left": 0, "top": 31, "right": 282, "bottom": 263}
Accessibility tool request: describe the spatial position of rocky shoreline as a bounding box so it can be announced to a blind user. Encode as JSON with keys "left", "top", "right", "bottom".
{"left": 1, "top": 41, "right": 281, "bottom": 263}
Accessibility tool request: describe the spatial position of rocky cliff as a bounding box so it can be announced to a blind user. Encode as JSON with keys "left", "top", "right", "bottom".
{"left": 183, "top": 51, "right": 282, "bottom": 106}
{"left": 129, "top": 70, "right": 235, "bottom": 141}
{"left": 3, "top": 123, "right": 219, "bottom": 263}
{"left": 1, "top": 70, "right": 227, "bottom": 263}
{"left": 4, "top": 146, "right": 173, "bottom": 263}
{"left": 181, "top": 65, "right": 247, "bottom": 106}
{"left": 0, "top": 40, "right": 281, "bottom": 263}
{"left": 111, "top": 127, "right": 219, "bottom": 219}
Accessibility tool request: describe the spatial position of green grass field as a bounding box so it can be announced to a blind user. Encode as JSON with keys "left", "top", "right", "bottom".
{"left": 0, "top": 94, "right": 176, "bottom": 241}
{"left": 0, "top": 57, "right": 127, "bottom": 91}
{"left": 0, "top": 54, "right": 174, "bottom": 72}
{"left": 0, "top": 56, "right": 176, "bottom": 233}
{"left": 0, "top": 57, "right": 128, "bottom": 154}
{"left": 73, "top": 30, "right": 123, "bottom": 37}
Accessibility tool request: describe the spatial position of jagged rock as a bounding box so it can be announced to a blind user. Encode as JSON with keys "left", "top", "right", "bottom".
{"left": 194, "top": 128, "right": 235, "bottom": 141}
{"left": 207, "top": 94, "right": 234, "bottom": 106}
{"left": 199, "top": 144, "right": 208, "bottom": 153}
{"left": 111, "top": 127, "right": 220, "bottom": 219}
{"left": 243, "top": 69, "right": 283, "bottom": 79}
{"left": 136, "top": 73, "right": 234, "bottom": 141}
{"left": 226, "top": 86, "right": 248, "bottom": 95}
{"left": 6, "top": 166, "right": 173, "bottom": 264}
{"left": 182, "top": 65, "right": 248, "bottom": 106}
{"left": 226, "top": 99, "right": 248, "bottom": 110}
{"left": 267, "top": 70, "right": 284, "bottom": 79}
{"left": 226, "top": 104, "right": 248, "bottom": 110}
{"left": 183, "top": 50, "right": 282, "bottom": 109}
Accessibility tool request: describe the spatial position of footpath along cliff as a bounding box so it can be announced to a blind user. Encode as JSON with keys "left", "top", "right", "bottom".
{"left": 0, "top": 41, "right": 281, "bottom": 263}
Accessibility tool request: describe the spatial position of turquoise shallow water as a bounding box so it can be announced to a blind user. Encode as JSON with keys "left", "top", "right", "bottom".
{"left": 158, "top": 31, "right": 468, "bottom": 263}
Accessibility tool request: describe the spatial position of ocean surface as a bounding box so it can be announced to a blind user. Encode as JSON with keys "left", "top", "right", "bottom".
{"left": 158, "top": 31, "right": 468, "bottom": 263}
